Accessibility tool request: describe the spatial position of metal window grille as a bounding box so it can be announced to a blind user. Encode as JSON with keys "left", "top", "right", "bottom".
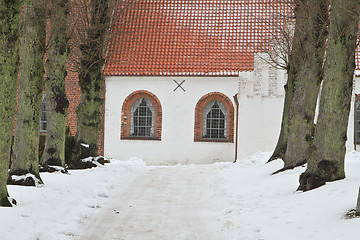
{"left": 204, "top": 101, "right": 226, "bottom": 139}
{"left": 131, "top": 98, "right": 153, "bottom": 137}
{"left": 40, "top": 94, "right": 47, "bottom": 132}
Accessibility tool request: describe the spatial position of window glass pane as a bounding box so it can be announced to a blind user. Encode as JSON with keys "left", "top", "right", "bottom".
{"left": 139, "top": 117, "right": 146, "bottom": 126}
{"left": 220, "top": 111, "right": 225, "bottom": 118}
{"left": 219, "top": 130, "right": 225, "bottom": 138}
{"left": 220, "top": 119, "right": 225, "bottom": 128}
{"left": 214, "top": 119, "right": 220, "bottom": 127}
{"left": 139, "top": 127, "right": 145, "bottom": 136}
{"left": 204, "top": 100, "right": 227, "bottom": 139}
{"left": 139, "top": 99, "right": 146, "bottom": 106}
{"left": 145, "top": 127, "right": 151, "bottom": 136}
{"left": 131, "top": 98, "right": 154, "bottom": 137}
{"left": 212, "top": 109, "right": 219, "bottom": 118}
{"left": 147, "top": 117, "right": 152, "bottom": 125}
{"left": 134, "top": 127, "right": 138, "bottom": 135}
{"left": 357, "top": 109, "right": 360, "bottom": 121}
{"left": 357, "top": 132, "right": 360, "bottom": 144}
{"left": 212, "top": 129, "right": 219, "bottom": 138}
{"left": 41, "top": 122, "right": 47, "bottom": 131}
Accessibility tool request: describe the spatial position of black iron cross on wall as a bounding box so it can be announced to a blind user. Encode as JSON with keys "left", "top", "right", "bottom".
{"left": 173, "top": 80, "right": 186, "bottom": 92}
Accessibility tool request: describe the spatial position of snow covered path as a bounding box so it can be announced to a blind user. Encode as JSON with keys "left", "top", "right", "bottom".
{"left": 2, "top": 153, "right": 360, "bottom": 240}
{"left": 78, "top": 164, "right": 227, "bottom": 240}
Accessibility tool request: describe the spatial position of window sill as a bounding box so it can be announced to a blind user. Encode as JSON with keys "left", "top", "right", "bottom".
{"left": 122, "top": 136, "right": 161, "bottom": 141}
{"left": 194, "top": 138, "right": 233, "bottom": 143}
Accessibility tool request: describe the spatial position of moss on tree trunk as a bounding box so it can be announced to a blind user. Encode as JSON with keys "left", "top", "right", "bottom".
{"left": 41, "top": 0, "right": 70, "bottom": 171}
{"left": 0, "top": 0, "right": 21, "bottom": 206}
{"left": 280, "top": 0, "right": 328, "bottom": 170}
{"left": 68, "top": 0, "right": 110, "bottom": 168}
{"left": 9, "top": 0, "right": 46, "bottom": 186}
{"left": 69, "top": 0, "right": 110, "bottom": 168}
{"left": 298, "top": 0, "right": 360, "bottom": 191}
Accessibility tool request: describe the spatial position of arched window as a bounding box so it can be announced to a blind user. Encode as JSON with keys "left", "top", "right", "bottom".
{"left": 121, "top": 90, "right": 162, "bottom": 140}
{"left": 194, "top": 92, "right": 234, "bottom": 142}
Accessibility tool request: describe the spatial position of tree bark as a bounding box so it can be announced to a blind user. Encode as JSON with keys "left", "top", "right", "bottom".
{"left": 41, "top": 0, "right": 70, "bottom": 171}
{"left": 281, "top": 0, "right": 328, "bottom": 170}
{"left": 268, "top": 44, "right": 295, "bottom": 162}
{"left": 9, "top": 0, "right": 46, "bottom": 186}
{"left": 0, "top": 0, "right": 21, "bottom": 206}
{"left": 69, "top": 0, "right": 110, "bottom": 168}
{"left": 269, "top": 0, "right": 329, "bottom": 166}
{"left": 298, "top": 0, "right": 360, "bottom": 191}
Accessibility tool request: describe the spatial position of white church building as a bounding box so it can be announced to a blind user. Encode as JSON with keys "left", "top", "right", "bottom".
{"left": 102, "top": 0, "right": 360, "bottom": 165}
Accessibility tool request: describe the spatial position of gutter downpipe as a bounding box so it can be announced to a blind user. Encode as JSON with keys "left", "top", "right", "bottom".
{"left": 233, "top": 93, "right": 239, "bottom": 163}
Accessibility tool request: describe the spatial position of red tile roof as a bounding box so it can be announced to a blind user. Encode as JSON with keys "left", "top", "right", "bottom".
{"left": 104, "top": 0, "right": 290, "bottom": 76}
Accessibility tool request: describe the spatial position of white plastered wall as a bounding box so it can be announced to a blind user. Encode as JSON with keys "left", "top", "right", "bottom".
{"left": 104, "top": 76, "right": 238, "bottom": 165}
{"left": 350, "top": 76, "right": 360, "bottom": 151}
{"left": 236, "top": 57, "right": 286, "bottom": 160}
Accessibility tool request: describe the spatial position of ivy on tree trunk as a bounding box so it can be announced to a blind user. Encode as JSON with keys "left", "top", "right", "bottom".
{"left": 9, "top": 0, "right": 46, "bottom": 186}
{"left": 0, "top": 0, "right": 21, "bottom": 206}
{"left": 41, "top": 0, "right": 70, "bottom": 172}
{"left": 298, "top": 0, "right": 360, "bottom": 191}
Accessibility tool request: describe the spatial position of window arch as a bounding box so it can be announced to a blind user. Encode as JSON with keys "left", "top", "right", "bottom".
{"left": 121, "top": 90, "right": 162, "bottom": 140}
{"left": 194, "top": 92, "right": 234, "bottom": 142}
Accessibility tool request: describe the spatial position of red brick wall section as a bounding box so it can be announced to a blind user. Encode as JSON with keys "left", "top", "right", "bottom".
{"left": 65, "top": 62, "right": 80, "bottom": 136}
{"left": 97, "top": 78, "right": 105, "bottom": 155}
{"left": 121, "top": 90, "right": 162, "bottom": 140}
{"left": 194, "top": 92, "right": 234, "bottom": 143}
{"left": 64, "top": 58, "right": 105, "bottom": 155}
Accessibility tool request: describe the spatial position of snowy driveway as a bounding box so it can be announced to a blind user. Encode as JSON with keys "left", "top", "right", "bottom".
{"left": 77, "top": 164, "right": 227, "bottom": 240}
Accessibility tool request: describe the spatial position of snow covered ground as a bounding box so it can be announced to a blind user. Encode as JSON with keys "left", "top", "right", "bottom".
{"left": 1, "top": 153, "right": 360, "bottom": 240}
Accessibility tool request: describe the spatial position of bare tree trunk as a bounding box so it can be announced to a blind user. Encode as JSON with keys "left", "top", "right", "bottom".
{"left": 9, "top": 0, "right": 46, "bottom": 186}
{"left": 0, "top": 0, "right": 21, "bottom": 206}
{"left": 280, "top": 0, "right": 328, "bottom": 170}
{"left": 268, "top": 72, "right": 293, "bottom": 162}
{"left": 269, "top": 69, "right": 300, "bottom": 163}
{"left": 41, "top": 0, "right": 70, "bottom": 172}
{"left": 269, "top": 0, "right": 329, "bottom": 166}
{"left": 298, "top": 0, "right": 360, "bottom": 191}
{"left": 68, "top": 0, "right": 110, "bottom": 168}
